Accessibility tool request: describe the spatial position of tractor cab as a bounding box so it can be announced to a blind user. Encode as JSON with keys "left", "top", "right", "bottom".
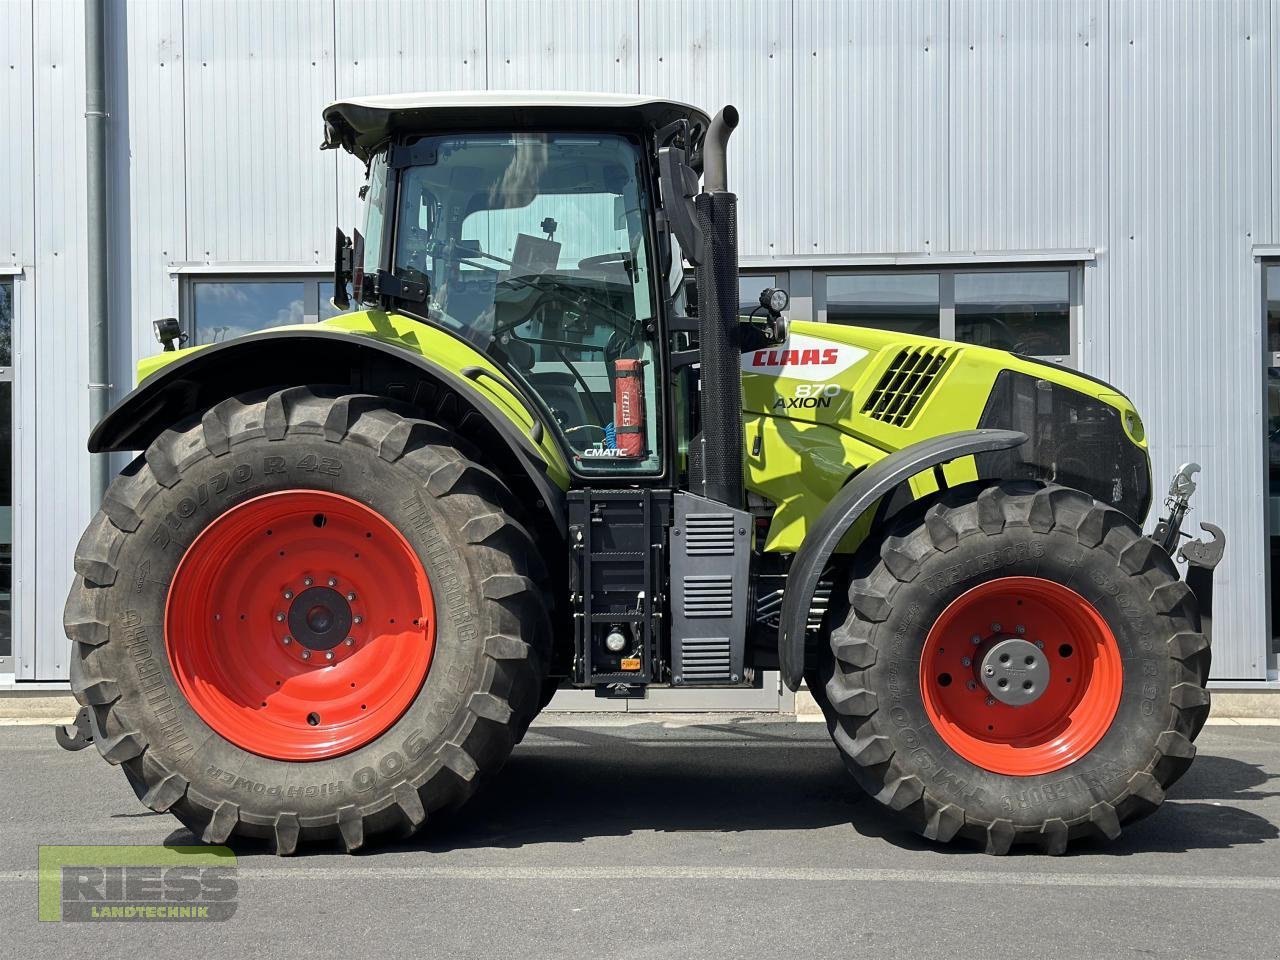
{"left": 323, "top": 92, "right": 717, "bottom": 478}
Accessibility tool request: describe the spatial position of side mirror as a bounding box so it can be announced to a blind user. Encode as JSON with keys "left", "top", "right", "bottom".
{"left": 332, "top": 227, "right": 353, "bottom": 310}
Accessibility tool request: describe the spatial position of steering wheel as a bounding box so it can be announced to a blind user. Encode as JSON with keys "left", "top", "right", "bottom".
{"left": 578, "top": 252, "right": 631, "bottom": 273}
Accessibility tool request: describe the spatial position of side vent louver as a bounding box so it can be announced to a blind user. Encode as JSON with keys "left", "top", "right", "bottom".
{"left": 680, "top": 637, "right": 732, "bottom": 682}
{"left": 684, "top": 513, "right": 736, "bottom": 556}
{"left": 682, "top": 575, "right": 734, "bottom": 618}
{"left": 862, "top": 346, "right": 953, "bottom": 427}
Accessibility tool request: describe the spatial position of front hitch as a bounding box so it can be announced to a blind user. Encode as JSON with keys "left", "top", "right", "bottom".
{"left": 1149, "top": 463, "right": 1224, "bottom": 643}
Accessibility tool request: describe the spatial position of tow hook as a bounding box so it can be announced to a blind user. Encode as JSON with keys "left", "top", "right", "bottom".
{"left": 54, "top": 706, "right": 96, "bottom": 752}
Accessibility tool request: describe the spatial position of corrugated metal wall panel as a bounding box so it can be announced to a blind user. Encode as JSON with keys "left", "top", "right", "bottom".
{"left": 0, "top": 1, "right": 35, "bottom": 268}
{"left": 334, "top": 0, "right": 487, "bottom": 229}
{"left": 183, "top": 0, "right": 335, "bottom": 265}
{"left": 1272, "top": 0, "right": 1279, "bottom": 244}
{"left": 949, "top": 0, "right": 1105, "bottom": 251}
{"left": 28, "top": 0, "right": 90, "bottom": 678}
{"left": 793, "top": 0, "right": 947, "bottom": 256}
{"left": 116, "top": 0, "right": 185, "bottom": 391}
{"left": 1108, "top": 0, "right": 1270, "bottom": 678}
{"left": 488, "top": 0, "right": 639, "bottom": 93}
{"left": 640, "top": 0, "right": 793, "bottom": 257}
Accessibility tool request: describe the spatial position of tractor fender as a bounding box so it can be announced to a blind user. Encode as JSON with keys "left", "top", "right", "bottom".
{"left": 778, "top": 428, "right": 1027, "bottom": 691}
{"left": 90, "top": 328, "right": 568, "bottom": 537}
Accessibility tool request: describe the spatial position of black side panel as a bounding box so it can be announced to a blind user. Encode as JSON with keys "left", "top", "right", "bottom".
{"left": 669, "top": 492, "right": 752, "bottom": 685}
{"left": 693, "top": 192, "right": 743, "bottom": 507}
{"left": 777, "top": 429, "right": 1027, "bottom": 691}
{"left": 975, "top": 370, "right": 1152, "bottom": 523}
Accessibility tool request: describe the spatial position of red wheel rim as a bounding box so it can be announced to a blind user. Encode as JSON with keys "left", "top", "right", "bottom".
{"left": 165, "top": 490, "right": 435, "bottom": 761}
{"left": 919, "top": 576, "right": 1122, "bottom": 776}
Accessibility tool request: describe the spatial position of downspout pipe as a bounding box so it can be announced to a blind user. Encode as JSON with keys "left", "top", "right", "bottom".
{"left": 85, "top": 0, "right": 110, "bottom": 506}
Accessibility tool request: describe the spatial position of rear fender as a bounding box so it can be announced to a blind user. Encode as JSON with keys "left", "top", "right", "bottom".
{"left": 778, "top": 428, "right": 1027, "bottom": 691}
{"left": 91, "top": 327, "right": 569, "bottom": 539}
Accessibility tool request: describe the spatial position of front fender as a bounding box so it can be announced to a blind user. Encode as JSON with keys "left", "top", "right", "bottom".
{"left": 91, "top": 325, "right": 570, "bottom": 536}
{"left": 778, "top": 428, "right": 1027, "bottom": 691}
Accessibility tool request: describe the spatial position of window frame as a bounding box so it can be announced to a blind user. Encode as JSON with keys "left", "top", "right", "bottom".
{"left": 812, "top": 262, "right": 1082, "bottom": 367}
{"left": 181, "top": 273, "right": 338, "bottom": 344}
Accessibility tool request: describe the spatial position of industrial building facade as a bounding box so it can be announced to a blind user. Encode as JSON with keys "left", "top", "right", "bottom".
{"left": 0, "top": 0, "right": 1276, "bottom": 703}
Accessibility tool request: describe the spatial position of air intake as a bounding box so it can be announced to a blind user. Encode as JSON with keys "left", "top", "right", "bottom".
{"left": 862, "top": 346, "right": 953, "bottom": 427}
{"left": 684, "top": 514, "right": 736, "bottom": 556}
{"left": 682, "top": 575, "right": 734, "bottom": 618}
{"left": 679, "top": 637, "right": 733, "bottom": 682}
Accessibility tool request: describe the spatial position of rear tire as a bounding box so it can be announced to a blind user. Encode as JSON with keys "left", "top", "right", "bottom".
{"left": 64, "top": 386, "right": 550, "bottom": 854}
{"left": 819, "top": 481, "right": 1210, "bottom": 854}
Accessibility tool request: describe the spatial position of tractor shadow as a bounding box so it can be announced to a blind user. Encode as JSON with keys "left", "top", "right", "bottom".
{"left": 411, "top": 725, "right": 1279, "bottom": 857}
{"left": 165, "top": 723, "right": 1278, "bottom": 857}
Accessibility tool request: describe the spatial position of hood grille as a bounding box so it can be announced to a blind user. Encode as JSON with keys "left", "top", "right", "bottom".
{"left": 862, "top": 346, "right": 954, "bottom": 427}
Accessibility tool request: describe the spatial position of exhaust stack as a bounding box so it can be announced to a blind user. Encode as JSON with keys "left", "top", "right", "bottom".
{"left": 694, "top": 106, "right": 743, "bottom": 509}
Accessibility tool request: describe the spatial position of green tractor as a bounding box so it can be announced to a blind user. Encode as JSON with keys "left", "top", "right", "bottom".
{"left": 59, "top": 93, "right": 1223, "bottom": 855}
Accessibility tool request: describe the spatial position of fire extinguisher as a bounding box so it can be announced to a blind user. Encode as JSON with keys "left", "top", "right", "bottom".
{"left": 611, "top": 359, "right": 647, "bottom": 458}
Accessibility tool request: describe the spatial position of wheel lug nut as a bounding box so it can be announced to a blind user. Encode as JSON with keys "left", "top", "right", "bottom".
{"left": 353, "top": 615, "right": 363, "bottom": 624}
{"left": 344, "top": 637, "right": 355, "bottom": 647}
{"left": 301, "top": 650, "right": 311, "bottom": 660}
{"left": 985, "top": 697, "right": 996, "bottom": 706}
{"left": 1035, "top": 640, "right": 1045, "bottom": 649}
{"left": 991, "top": 622, "right": 1002, "bottom": 632}
{"left": 303, "top": 576, "right": 313, "bottom": 586}
{"left": 283, "top": 590, "right": 293, "bottom": 600}
{"left": 985, "top": 665, "right": 995, "bottom": 676}
{"left": 966, "top": 680, "right": 977, "bottom": 691}
{"left": 275, "top": 613, "right": 285, "bottom": 622}
{"left": 282, "top": 636, "right": 292, "bottom": 645}
{"left": 346, "top": 592, "right": 356, "bottom": 602}
{"left": 1015, "top": 624, "right": 1026, "bottom": 634}
{"left": 970, "top": 634, "right": 981, "bottom": 646}
{"left": 328, "top": 578, "right": 338, "bottom": 587}
{"left": 325, "top": 651, "right": 334, "bottom": 661}
{"left": 960, "top": 657, "right": 972, "bottom": 667}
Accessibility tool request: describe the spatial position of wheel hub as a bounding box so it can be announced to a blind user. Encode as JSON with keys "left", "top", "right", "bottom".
{"left": 288, "top": 585, "right": 353, "bottom": 652}
{"left": 979, "top": 637, "right": 1050, "bottom": 706}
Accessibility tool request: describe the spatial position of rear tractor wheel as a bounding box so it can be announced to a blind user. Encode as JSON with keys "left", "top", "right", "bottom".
{"left": 818, "top": 481, "right": 1210, "bottom": 854}
{"left": 64, "top": 387, "right": 550, "bottom": 853}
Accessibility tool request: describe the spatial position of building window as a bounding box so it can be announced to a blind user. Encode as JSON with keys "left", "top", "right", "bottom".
{"left": 817, "top": 265, "right": 1079, "bottom": 364}
{"left": 184, "top": 275, "right": 348, "bottom": 345}
{"left": 825, "top": 273, "right": 941, "bottom": 337}
{"left": 0, "top": 279, "right": 12, "bottom": 664}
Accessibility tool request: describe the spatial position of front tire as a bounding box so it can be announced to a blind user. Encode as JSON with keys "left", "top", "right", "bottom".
{"left": 64, "top": 387, "right": 550, "bottom": 853}
{"left": 819, "top": 481, "right": 1210, "bottom": 854}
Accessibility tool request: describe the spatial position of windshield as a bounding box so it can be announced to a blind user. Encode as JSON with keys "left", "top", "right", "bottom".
{"left": 392, "top": 132, "right": 662, "bottom": 473}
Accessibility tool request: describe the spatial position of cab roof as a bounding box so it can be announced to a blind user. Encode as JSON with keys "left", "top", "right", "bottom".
{"left": 322, "top": 91, "right": 710, "bottom": 162}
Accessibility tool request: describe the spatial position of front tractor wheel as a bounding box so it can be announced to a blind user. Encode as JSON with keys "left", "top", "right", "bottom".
{"left": 64, "top": 387, "right": 550, "bottom": 853}
{"left": 818, "top": 481, "right": 1210, "bottom": 855}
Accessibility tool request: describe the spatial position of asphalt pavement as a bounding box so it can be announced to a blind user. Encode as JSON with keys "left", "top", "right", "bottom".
{"left": 2, "top": 716, "right": 1278, "bottom": 959}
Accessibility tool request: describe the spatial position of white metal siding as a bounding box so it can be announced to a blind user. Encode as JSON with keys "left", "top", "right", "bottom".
{"left": 28, "top": 0, "right": 91, "bottom": 678}
{"left": 641, "top": 0, "right": 795, "bottom": 257}
{"left": 3, "top": 0, "right": 1277, "bottom": 681}
{"left": 1106, "top": 0, "right": 1271, "bottom": 677}
{"left": 948, "top": 0, "right": 1106, "bottom": 252}
{"left": 182, "top": 0, "right": 335, "bottom": 265}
